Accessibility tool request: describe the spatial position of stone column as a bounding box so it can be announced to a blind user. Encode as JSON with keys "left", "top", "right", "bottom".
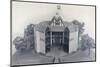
{"left": 63, "top": 32, "right": 64, "bottom": 43}
{"left": 50, "top": 31, "right": 52, "bottom": 47}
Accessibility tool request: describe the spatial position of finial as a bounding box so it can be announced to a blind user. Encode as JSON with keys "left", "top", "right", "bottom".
{"left": 57, "top": 5, "right": 61, "bottom": 10}
{"left": 56, "top": 5, "right": 61, "bottom": 15}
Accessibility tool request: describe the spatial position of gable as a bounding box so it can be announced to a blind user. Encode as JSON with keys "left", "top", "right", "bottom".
{"left": 50, "top": 16, "right": 64, "bottom": 26}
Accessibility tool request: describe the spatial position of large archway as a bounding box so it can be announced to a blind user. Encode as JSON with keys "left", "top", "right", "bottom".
{"left": 45, "top": 27, "right": 70, "bottom": 54}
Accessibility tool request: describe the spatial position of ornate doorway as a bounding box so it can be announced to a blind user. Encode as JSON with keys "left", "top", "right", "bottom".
{"left": 45, "top": 27, "right": 69, "bottom": 53}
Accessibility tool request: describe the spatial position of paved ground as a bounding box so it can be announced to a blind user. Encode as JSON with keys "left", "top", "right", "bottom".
{"left": 60, "top": 49, "right": 95, "bottom": 63}
{"left": 46, "top": 46, "right": 67, "bottom": 57}
{"left": 46, "top": 47, "right": 95, "bottom": 63}
{"left": 12, "top": 50, "right": 54, "bottom": 66}
{"left": 12, "top": 48, "right": 95, "bottom": 66}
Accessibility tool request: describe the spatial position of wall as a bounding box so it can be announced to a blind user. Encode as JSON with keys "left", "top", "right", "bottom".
{"left": 69, "top": 31, "right": 78, "bottom": 53}
{"left": 39, "top": 32, "right": 46, "bottom": 54}
{"left": 35, "top": 31, "right": 46, "bottom": 54}
{"left": 35, "top": 31, "right": 40, "bottom": 53}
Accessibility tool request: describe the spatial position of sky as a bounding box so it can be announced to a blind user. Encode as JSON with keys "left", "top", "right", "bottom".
{"left": 12, "top": 1, "right": 95, "bottom": 41}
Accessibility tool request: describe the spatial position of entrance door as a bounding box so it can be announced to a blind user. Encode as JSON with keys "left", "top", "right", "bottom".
{"left": 52, "top": 32, "right": 63, "bottom": 50}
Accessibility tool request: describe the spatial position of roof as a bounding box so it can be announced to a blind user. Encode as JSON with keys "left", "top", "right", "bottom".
{"left": 50, "top": 26, "right": 65, "bottom": 32}
{"left": 35, "top": 21, "right": 49, "bottom": 33}
{"left": 34, "top": 17, "right": 78, "bottom": 33}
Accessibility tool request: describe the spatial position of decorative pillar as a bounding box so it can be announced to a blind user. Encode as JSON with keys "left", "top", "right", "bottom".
{"left": 63, "top": 32, "right": 64, "bottom": 43}
{"left": 50, "top": 31, "right": 52, "bottom": 47}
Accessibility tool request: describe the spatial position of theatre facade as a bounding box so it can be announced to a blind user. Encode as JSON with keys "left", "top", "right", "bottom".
{"left": 31, "top": 5, "right": 79, "bottom": 54}
{"left": 34, "top": 16, "right": 79, "bottom": 54}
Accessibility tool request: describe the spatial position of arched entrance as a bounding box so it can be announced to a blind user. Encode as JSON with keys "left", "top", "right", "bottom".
{"left": 52, "top": 32, "right": 63, "bottom": 50}
{"left": 45, "top": 27, "right": 69, "bottom": 54}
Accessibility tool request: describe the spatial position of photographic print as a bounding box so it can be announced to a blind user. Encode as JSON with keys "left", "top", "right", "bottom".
{"left": 11, "top": 0, "right": 96, "bottom": 66}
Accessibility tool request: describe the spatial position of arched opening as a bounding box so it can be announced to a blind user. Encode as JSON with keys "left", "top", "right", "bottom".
{"left": 63, "top": 27, "right": 69, "bottom": 53}
{"left": 45, "top": 27, "right": 50, "bottom": 53}
{"left": 45, "top": 27, "right": 69, "bottom": 54}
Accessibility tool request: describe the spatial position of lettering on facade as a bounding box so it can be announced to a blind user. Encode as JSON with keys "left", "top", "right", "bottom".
{"left": 40, "top": 37, "right": 45, "bottom": 42}
{"left": 70, "top": 38, "right": 74, "bottom": 41}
